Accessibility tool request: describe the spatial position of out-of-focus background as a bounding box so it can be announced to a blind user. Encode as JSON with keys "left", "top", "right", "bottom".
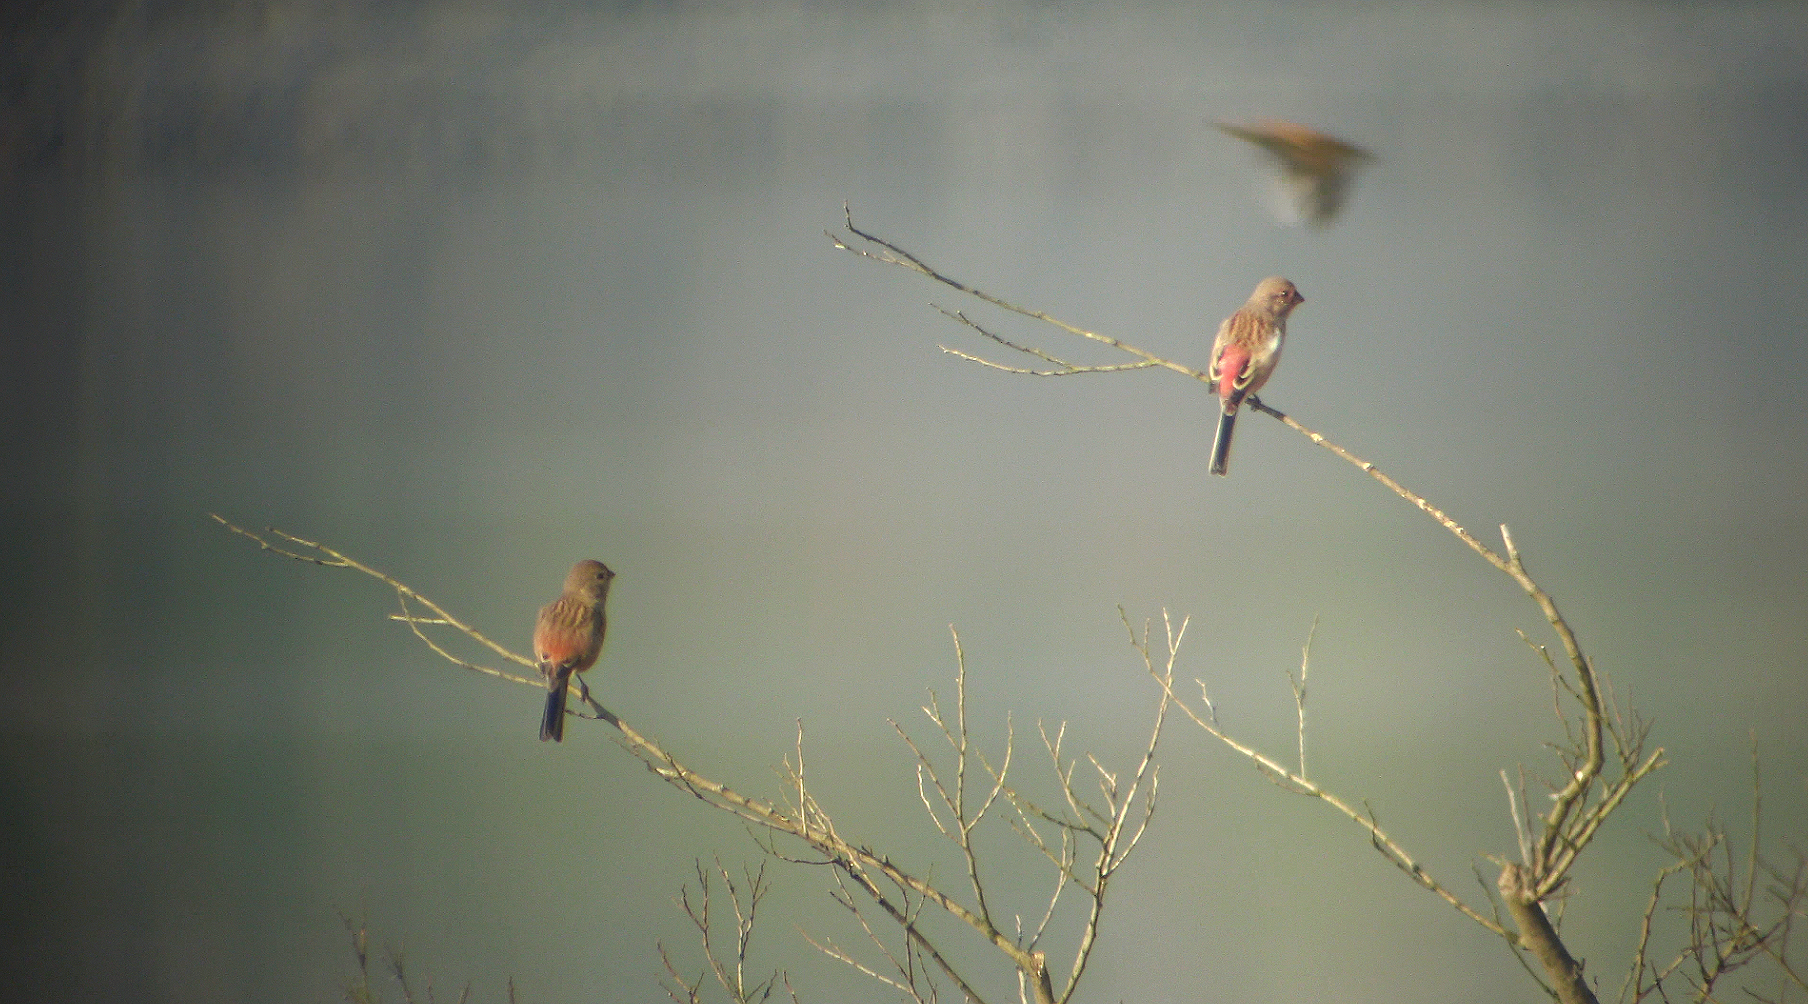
{"left": 4, "top": 2, "right": 1806, "bottom": 1001}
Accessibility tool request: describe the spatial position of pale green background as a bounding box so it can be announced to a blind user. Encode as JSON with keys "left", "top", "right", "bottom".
{"left": 4, "top": 2, "right": 1806, "bottom": 1001}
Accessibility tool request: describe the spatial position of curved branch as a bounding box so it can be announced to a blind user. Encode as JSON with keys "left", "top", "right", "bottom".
{"left": 215, "top": 513, "right": 1076, "bottom": 1004}
{"left": 829, "top": 212, "right": 1669, "bottom": 998}
{"left": 830, "top": 204, "right": 1203, "bottom": 382}
{"left": 831, "top": 211, "right": 1648, "bottom": 899}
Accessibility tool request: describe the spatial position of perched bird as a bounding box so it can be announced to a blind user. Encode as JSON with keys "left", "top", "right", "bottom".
{"left": 1207, "top": 277, "right": 1305, "bottom": 477}
{"left": 533, "top": 559, "right": 614, "bottom": 742}
{"left": 1215, "top": 119, "right": 1371, "bottom": 227}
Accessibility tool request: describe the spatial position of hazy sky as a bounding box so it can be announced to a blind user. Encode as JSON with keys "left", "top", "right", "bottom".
{"left": 5, "top": 3, "right": 1807, "bottom": 1002}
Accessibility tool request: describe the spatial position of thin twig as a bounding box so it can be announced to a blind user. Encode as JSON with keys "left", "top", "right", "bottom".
{"left": 1147, "top": 623, "right": 1512, "bottom": 940}
{"left": 830, "top": 205, "right": 1204, "bottom": 384}
{"left": 1289, "top": 617, "right": 1316, "bottom": 780}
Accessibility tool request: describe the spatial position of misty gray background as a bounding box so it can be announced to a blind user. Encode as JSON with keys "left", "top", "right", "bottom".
{"left": 4, "top": 2, "right": 1806, "bottom": 1001}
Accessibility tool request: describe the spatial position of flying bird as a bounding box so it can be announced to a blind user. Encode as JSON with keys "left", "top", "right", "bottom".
{"left": 1216, "top": 119, "right": 1371, "bottom": 227}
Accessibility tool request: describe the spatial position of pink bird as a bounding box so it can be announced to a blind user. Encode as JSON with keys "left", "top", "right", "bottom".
{"left": 1207, "top": 277, "right": 1305, "bottom": 476}
{"left": 534, "top": 559, "right": 614, "bottom": 742}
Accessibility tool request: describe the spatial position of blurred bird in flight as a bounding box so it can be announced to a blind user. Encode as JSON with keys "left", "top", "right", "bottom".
{"left": 1215, "top": 119, "right": 1371, "bottom": 227}
{"left": 1207, "top": 277, "right": 1305, "bottom": 477}
{"left": 534, "top": 559, "right": 614, "bottom": 742}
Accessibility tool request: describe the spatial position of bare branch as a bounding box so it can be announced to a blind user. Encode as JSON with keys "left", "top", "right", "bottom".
{"left": 830, "top": 205, "right": 1204, "bottom": 383}
{"left": 1500, "top": 862, "right": 1596, "bottom": 1004}
{"left": 889, "top": 630, "right": 1013, "bottom": 935}
{"left": 663, "top": 858, "right": 786, "bottom": 1004}
{"left": 1289, "top": 617, "right": 1316, "bottom": 780}
{"left": 1148, "top": 637, "right": 1513, "bottom": 940}
{"left": 1503, "top": 769, "right": 1533, "bottom": 867}
{"left": 213, "top": 515, "right": 532, "bottom": 678}
{"left": 932, "top": 306, "right": 1160, "bottom": 376}
{"left": 1621, "top": 745, "right": 1808, "bottom": 1003}
{"left": 217, "top": 517, "right": 1052, "bottom": 1004}
{"left": 828, "top": 216, "right": 1686, "bottom": 998}
{"left": 213, "top": 514, "right": 1181, "bottom": 1004}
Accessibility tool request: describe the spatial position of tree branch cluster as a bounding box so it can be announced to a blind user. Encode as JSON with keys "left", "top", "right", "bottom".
{"left": 213, "top": 514, "right": 1164, "bottom": 1004}
{"left": 219, "top": 209, "right": 1802, "bottom": 1004}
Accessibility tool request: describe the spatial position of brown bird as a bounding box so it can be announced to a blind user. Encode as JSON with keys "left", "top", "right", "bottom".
{"left": 533, "top": 559, "right": 614, "bottom": 742}
{"left": 1207, "top": 277, "right": 1305, "bottom": 476}
{"left": 1215, "top": 119, "right": 1371, "bottom": 227}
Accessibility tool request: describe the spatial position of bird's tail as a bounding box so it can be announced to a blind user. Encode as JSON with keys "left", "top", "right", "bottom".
{"left": 540, "top": 670, "right": 571, "bottom": 742}
{"left": 1209, "top": 407, "right": 1238, "bottom": 477}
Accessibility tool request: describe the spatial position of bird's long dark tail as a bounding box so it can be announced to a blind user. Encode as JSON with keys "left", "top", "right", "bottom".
{"left": 1209, "top": 407, "right": 1237, "bottom": 477}
{"left": 540, "top": 670, "right": 571, "bottom": 742}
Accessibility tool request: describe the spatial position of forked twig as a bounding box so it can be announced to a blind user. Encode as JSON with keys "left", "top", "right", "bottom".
{"left": 212, "top": 514, "right": 537, "bottom": 686}
{"left": 830, "top": 204, "right": 1202, "bottom": 382}
{"left": 660, "top": 858, "right": 793, "bottom": 1004}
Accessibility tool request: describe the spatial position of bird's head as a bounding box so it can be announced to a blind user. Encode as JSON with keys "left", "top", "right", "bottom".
{"left": 565, "top": 559, "right": 616, "bottom": 603}
{"left": 1250, "top": 277, "right": 1304, "bottom": 319}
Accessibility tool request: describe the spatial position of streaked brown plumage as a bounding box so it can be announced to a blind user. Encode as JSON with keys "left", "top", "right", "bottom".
{"left": 534, "top": 559, "right": 614, "bottom": 742}
{"left": 1207, "top": 277, "right": 1304, "bottom": 477}
{"left": 1216, "top": 120, "right": 1371, "bottom": 227}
